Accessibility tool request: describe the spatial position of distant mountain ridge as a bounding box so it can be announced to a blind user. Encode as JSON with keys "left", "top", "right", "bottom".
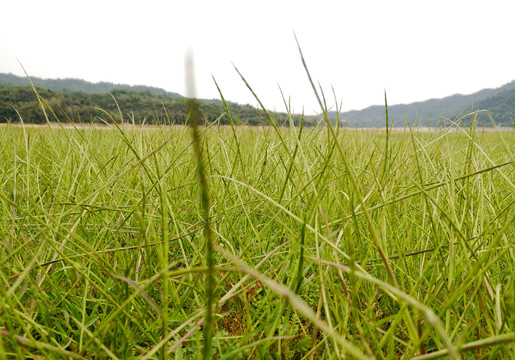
{"left": 336, "top": 80, "right": 515, "bottom": 127}
{"left": 0, "top": 72, "right": 301, "bottom": 123}
{"left": 1, "top": 72, "right": 513, "bottom": 127}
{"left": 0, "top": 73, "right": 305, "bottom": 126}
{"left": 0, "top": 73, "right": 183, "bottom": 98}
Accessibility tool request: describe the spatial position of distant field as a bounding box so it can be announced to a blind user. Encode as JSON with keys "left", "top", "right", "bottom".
{"left": 2, "top": 123, "right": 514, "bottom": 132}
{"left": 0, "top": 122, "right": 513, "bottom": 359}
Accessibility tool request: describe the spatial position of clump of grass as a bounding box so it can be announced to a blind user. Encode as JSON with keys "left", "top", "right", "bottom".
{"left": 0, "top": 61, "right": 513, "bottom": 359}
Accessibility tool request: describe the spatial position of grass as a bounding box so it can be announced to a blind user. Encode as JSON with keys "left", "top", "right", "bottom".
{"left": 0, "top": 73, "right": 514, "bottom": 358}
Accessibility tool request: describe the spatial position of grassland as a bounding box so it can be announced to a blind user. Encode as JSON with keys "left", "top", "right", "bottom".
{"left": 0, "top": 115, "right": 513, "bottom": 359}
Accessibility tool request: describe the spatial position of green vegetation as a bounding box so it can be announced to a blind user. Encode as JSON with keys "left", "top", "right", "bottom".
{"left": 3, "top": 72, "right": 514, "bottom": 128}
{"left": 0, "top": 60, "right": 514, "bottom": 358}
{"left": 0, "top": 73, "right": 319, "bottom": 127}
{"left": 0, "top": 102, "right": 513, "bottom": 358}
{"left": 334, "top": 80, "right": 515, "bottom": 127}
{"left": 473, "top": 87, "right": 515, "bottom": 125}
{"left": 0, "top": 73, "right": 183, "bottom": 98}
{"left": 0, "top": 83, "right": 299, "bottom": 126}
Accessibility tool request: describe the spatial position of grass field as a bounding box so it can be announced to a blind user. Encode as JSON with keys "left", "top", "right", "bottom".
{"left": 0, "top": 112, "right": 514, "bottom": 359}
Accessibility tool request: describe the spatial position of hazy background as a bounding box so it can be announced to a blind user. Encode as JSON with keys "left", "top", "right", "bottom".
{"left": 1, "top": 0, "right": 514, "bottom": 114}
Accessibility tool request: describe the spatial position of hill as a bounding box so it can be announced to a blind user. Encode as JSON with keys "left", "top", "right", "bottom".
{"left": 0, "top": 83, "right": 286, "bottom": 125}
{"left": 2, "top": 73, "right": 513, "bottom": 127}
{"left": 0, "top": 73, "right": 183, "bottom": 98}
{"left": 336, "top": 80, "right": 515, "bottom": 127}
{"left": 0, "top": 73, "right": 317, "bottom": 126}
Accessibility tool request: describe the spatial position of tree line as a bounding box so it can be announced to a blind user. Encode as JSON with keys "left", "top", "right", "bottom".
{"left": 0, "top": 84, "right": 309, "bottom": 126}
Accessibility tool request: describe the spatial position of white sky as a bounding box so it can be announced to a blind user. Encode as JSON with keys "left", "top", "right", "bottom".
{"left": 1, "top": 0, "right": 514, "bottom": 114}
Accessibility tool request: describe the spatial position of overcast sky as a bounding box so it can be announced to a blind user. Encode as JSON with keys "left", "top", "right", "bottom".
{"left": 1, "top": 0, "right": 514, "bottom": 114}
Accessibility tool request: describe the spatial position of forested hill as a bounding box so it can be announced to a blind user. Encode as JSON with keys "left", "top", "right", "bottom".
{"left": 0, "top": 73, "right": 312, "bottom": 125}
{"left": 0, "top": 73, "right": 182, "bottom": 98}
{"left": 2, "top": 73, "right": 513, "bottom": 127}
{"left": 336, "top": 80, "right": 515, "bottom": 127}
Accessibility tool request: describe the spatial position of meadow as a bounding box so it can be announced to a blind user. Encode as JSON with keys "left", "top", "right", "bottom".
{"left": 0, "top": 107, "right": 514, "bottom": 359}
